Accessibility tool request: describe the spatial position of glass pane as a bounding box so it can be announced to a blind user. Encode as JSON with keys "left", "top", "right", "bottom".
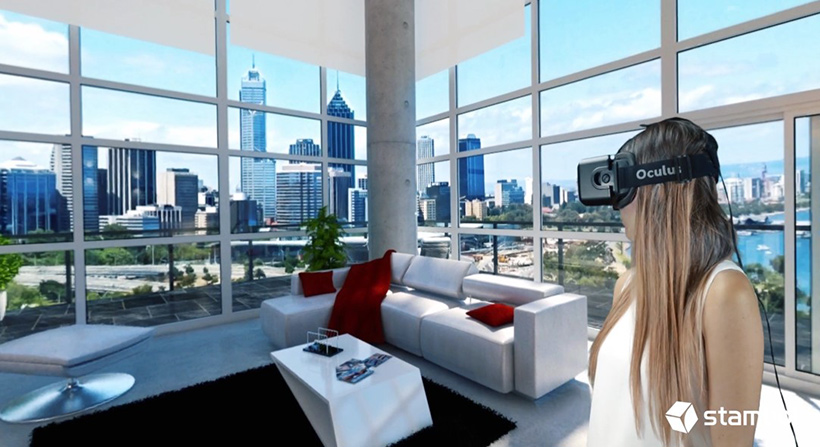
{"left": 458, "top": 148, "right": 533, "bottom": 230}
{"left": 541, "top": 132, "right": 639, "bottom": 233}
{"left": 354, "top": 126, "right": 367, "bottom": 161}
{"left": 418, "top": 232, "right": 452, "bottom": 259}
{"left": 81, "top": 28, "right": 215, "bottom": 96}
{"left": 0, "top": 249, "right": 74, "bottom": 343}
{"left": 543, "top": 238, "right": 627, "bottom": 329}
{"left": 228, "top": 27, "right": 320, "bottom": 113}
{"left": 0, "top": 74, "right": 69, "bottom": 135}
{"left": 679, "top": 14, "right": 820, "bottom": 112}
{"left": 0, "top": 140, "right": 73, "bottom": 244}
{"left": 87, "top": 147, "right": 218, "bottom": 240}
{"left": 460, "top": 234, "right": 533, "bottom": 279}
{"left": 228, "top": 108, "right": 321, "bottom": 154}
{"left": 231, "top": 238, "right": 307, "bottom": 312}
{"left": 326, "top": 70, "right": 366, "bottom": 120}
{"left": 417, "top": 119, "right": 450, "bottom": 157}
{"left": 539, "top": 0, "right": 659, "bottom": 81}
{"left": 458, "top": 96, "right": 531, "bottom": 149}
{"left": 678, "top": 0, "right": 813, "bottom": 40}
{"left": 0, "top": 10, "right": 68, "bottom": 73}
{"left": 328, "top": 164, "right": 367, "bottom": 228}
{"left": 541, "top": 60, "right": 660, "bottom": 137}
{"left": 457, "top": 5, "right": 530, "bottom": 107}
{"left": 795, "top": 115, "right": 816, "bottom": 374}
{"left": 86, "top": 243, "right": 220, "bottom": 326}
{"left": 82, "top": 87, "right": 217, "bottom": 147}
{"left": 416, "top": 69, "right": 449, "bottom": 119}
{"left": 711, "top": 121, "right": 785, "bottom": 366}
{"left": 417, "top": 161, "right": 451, "bottom": 228}
{"left": 229, "top": 157, "right": 321, "bottom": 232}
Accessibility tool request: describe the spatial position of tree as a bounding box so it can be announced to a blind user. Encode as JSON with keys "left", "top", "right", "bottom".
{"left": 0, "top": 236, "right": 23, "bottom": 291}
{"left": 283, "top": 255, "right": 299, "bottom": 274}
{"left": 254, "top": 268, "right": 266, "bottom": 279}
{"left": 101, "top": 223, "right": 132, "bottom": 240}
{"left": 131, "top": 284, "right": 154, "bottom": 295}
{"left": 39, "top": 280, "right": 69, "bottom": 304}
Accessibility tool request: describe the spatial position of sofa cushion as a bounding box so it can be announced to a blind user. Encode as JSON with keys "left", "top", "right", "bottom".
{"left": 402, "top": 256, "right": 478, "bottom": 300}
{"left": 291, "top": 267, "right": 350, "bottom": 296}
{"left": 466, "top": 303, "right": 514, "bottom": 327}
{"left": 420, "top": 304, "right": 515, "bottom": 393}
{"left": 299, "top": 271, "right": 336, "bottom": 297}
{"left": 261, "top": 294, "right": 336, "bottom": 349}
{"left": 390, "top": 252, "right": 414, "bottom": 285}
{"left": 380, "top": 290, "right": 462, "bottom": 356}
{"left": 462, "top": 274, "right": 564, "bottom": 305}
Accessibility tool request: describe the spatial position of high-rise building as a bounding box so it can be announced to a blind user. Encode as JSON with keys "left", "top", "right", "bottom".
{"left": 495, "top": 179, "right": 524, "bottom": 207}
{"left": 348, "top": 188, "right": 368, "bottom": 223}
{"left": 230, "top": 192, "right": 260, "bottom": 233}
{"left": 276, "top": 164, "right": 322, "bottom": 225}
{"left": 158, "top": 168, "right": 199, "bottom": 229}
{"left": 743, "top": 177, "right": 764, "bottom": 201}
{"left": 458, "top": 134, "right": 484, "bottom": 200}
{"left": 0, "top": 157, "right": 57, "bottom": 235}
{"left": 99, "top": 208, "right": 160, "bottom": 233}
{"left": 328, "top": 167, "right": 352, "bottom": 220}
{"left": 97, "top": 168, "right": 108, "bottom": 216}
{"left": 195, "top": 206, "right": 219, "bottom": 234}
{"left": 796, "top": 169, "right": 808, "bottom": 194}
{"left": 50, "top": 143, "right": 99, "bottom": 232}
{"left": 327, "top": 80, "right": 355, "bottom": 217}
{"left": 524, "top": 177, "right": 533, "bottom": 206}
{"left": 541, "top": 182, "right": 566, "bottom": 208}
{"left": 417, "top": 136, "right": 435, "bottom": 195}
{"left": 465, "top": 198, "right": 488, "bottom": 220}
{"left": 289, "top": 138, "right": 321, "bottom": 158}
{"left": 426, "top": 181, "right": 451, "bottom": 223}
{"left": 239, "top": 62, "right": 276, "bottom": 222}
{"left": 108, "top": 145, "right": 156, "bottom": 216}
{"left": 419, "top": 198, "right": 436, "bottom": 222}
{"left": 357, "top": 174, "right": 368, "bottom": 190}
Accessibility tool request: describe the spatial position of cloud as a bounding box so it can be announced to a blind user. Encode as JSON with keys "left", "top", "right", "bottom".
{"left": 542, "top": 86, "right": 661, "bottom": 136}
{"left": 0, "top": 13, "right": 67, "bottom": 73}
{"left": 83, "top": 121, "right": 217, "bottom": 148}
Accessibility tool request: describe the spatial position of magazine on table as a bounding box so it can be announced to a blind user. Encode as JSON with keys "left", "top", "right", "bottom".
{"left": 335, "top": 354, "right": 392, "bottom": 384}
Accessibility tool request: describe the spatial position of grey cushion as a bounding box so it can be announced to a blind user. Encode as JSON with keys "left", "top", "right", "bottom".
{"left": 261, "top": 294, "right": 336, "bottom": 349}
{"left": 0, "top": 325, "right": 154, "bottom": 378}
{"left": 390, "top": 252, "right": 414, "bottom": 285}
{"left": 381, "top": 290, "right": 460, "bottom": 356}
{"left": 462, "top": 274, "right": 564, "bottom": 305}
{"left": 402, "top": 256, "right": 478, "bottom": 300}
{"left": 420, "top": 303, "right": 514, "bottom": 393}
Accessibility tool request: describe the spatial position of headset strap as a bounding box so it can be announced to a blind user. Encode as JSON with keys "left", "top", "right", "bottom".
{"left": 618, "top": 153, "right": 719, "bottom": 188}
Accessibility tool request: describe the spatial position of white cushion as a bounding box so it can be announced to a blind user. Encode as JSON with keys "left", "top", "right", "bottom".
{"left": 402, "top": 256, "right": 478, "bottom": 300}
{"left": 419, "top": 303, "right": 514, "bottom": 393}
{"left": 261, "top": 294, "right": 336, "bottom": 349}
{"left": 390, "top": 252, "right": 414, "bottom": 285}
{"left": 380, "top": 290, "right": 459, "bottom": 356}
{"left": 0, "top": 325, "right": 154, "bottom": 377}
{"left": 290, "top": 267, "right": 350, "bottom": 296}
{"left": 462, "top": 275, "right": 564, "bottom": 305}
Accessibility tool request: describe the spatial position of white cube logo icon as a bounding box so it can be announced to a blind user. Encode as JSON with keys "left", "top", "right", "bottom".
{"left": 666, "top": 401, "right": 699, "bottom": 433}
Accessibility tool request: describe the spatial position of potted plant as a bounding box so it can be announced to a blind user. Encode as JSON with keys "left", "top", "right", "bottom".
{"left": 0, "top": 237, "right": 23, "bottom": 321}
{"left": 302, "top": 206, "right": 347, "bottom": 271}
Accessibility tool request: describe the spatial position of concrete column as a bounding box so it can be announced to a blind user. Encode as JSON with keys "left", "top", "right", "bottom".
{"left": 365, "top": 0, "right": 417, "bottom": 258}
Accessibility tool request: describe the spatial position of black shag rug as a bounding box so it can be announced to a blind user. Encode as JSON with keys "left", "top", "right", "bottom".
{"left": 30, "top": 364, "right": 516, "bottom": 446}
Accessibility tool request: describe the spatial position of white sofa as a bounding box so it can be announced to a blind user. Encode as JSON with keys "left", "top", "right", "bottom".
{"left": 260, "top": 252, "right": 588, "bottom": 400}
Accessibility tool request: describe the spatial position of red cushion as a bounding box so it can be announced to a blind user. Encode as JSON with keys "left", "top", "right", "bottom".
{"left": 466, "top": 303, "right": 514, "bottom": 327}
{"left": 299, "top": 271, "right": 336, "bottom": 297}
{"left": 327, "top": 250, "right": 395, "bottom": 344}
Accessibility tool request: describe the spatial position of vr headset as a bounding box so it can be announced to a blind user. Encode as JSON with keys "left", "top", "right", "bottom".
{"left": 577, "top": 133, "right": 721, "bottom": 210}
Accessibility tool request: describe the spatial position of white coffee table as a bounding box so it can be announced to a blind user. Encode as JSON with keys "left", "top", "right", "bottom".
{"left": 270, "top": 334, "right": 433, "bottom": 447}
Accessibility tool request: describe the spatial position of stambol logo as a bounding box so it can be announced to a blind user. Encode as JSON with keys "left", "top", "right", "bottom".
{"left": 666, "top": 401, "right": 699, "bottom": 434}
{"left": 636, "top": 165, "right": 679, "bottom": 180}
{"left": 666, "top": 401, "right": 760, "bottom": 434}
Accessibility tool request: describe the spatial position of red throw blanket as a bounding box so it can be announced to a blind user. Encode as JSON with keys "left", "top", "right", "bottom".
{"left": 327, "top": 249, "right": 395, "bottom": 344}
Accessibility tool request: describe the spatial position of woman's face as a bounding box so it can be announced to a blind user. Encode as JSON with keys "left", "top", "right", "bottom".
{"left": 620, "top": 199, "right": 637, "bottom": 241}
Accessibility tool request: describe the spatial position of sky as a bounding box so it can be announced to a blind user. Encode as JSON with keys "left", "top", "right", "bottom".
{"left": 0, "top": 1, "right": 817, "bottom": 197}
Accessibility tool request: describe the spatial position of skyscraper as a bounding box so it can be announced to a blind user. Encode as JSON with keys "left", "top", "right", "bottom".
{"left": 348, "top": 188, "right": 368, "bottom": 223}
{"left": 289, "top": 138, "right": 321, "bottom": 158}
{"left": 327, "top": 79, "right": 355, "bottom": 217}
{"left": 97, "top": 168, "right": 108, "bottom": 216}
{"left": 276, "top": 164, "right": 322, "bottom": 225}
{"left": 458, "top": 134, "right": 484, "bottom": 200}
{"left": 328, "top": 167, "right": 352, "bottom": 220}
{"left": 239, "top": 61, "right": 276, "bottom": 222}
{"left": 0, "top": 157, "right": 57, "bottom": 235}
{"left": 425, "top": 181, "right": 451, "bottom": 223}
{"left": 157, "top": 168, "right": 199, "bottom": 229}
{"left": 107, "top": 145, "right": 156, "bottom": 216}
{"left": 50, "top": 143, "right": 99, "bottom": 232}
{"left": 495, "top": 179, "right": 524, "bottom": 207}
{"left": 417, "top": 136, "right": 435, "bottom": 195}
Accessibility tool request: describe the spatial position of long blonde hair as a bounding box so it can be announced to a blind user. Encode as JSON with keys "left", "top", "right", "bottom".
{"left": 588, "top": 119, "right": 736, "bottom": 445}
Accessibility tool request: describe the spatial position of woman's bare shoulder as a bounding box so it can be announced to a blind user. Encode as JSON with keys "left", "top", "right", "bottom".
{"left": 611, "top": 268, "right": 634, "bottom": 307}
{"left": 703, "top": 268, "right": 760, "bottom": 335}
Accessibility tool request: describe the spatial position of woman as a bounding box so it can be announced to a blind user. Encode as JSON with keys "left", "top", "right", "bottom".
{"left": 586, "top": 118, "right": 764, "bottom": 447}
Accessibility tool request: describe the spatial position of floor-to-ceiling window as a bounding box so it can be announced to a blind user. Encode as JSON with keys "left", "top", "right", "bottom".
{"left": 0, "top": 0, "right": 367, "bottom": 342}
{"left": 415, "top": 0, "right": 820, "bottom": 384}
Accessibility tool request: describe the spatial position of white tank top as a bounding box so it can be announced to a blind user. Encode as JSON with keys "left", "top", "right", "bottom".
{"left": 587, "top": 259, "right": 744, "bottom": 447}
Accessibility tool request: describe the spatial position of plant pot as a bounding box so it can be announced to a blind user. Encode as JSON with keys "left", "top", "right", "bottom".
{"left": 0, "top": 289, "right": 6, "bottom": 322}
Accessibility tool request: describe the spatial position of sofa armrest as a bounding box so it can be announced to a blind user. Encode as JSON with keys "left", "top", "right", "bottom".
{"left": 290, "top": 267, "right": 351, "bottom": 295}
{"left": 514, "top": 293, "right": 587, "bottom": 400}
